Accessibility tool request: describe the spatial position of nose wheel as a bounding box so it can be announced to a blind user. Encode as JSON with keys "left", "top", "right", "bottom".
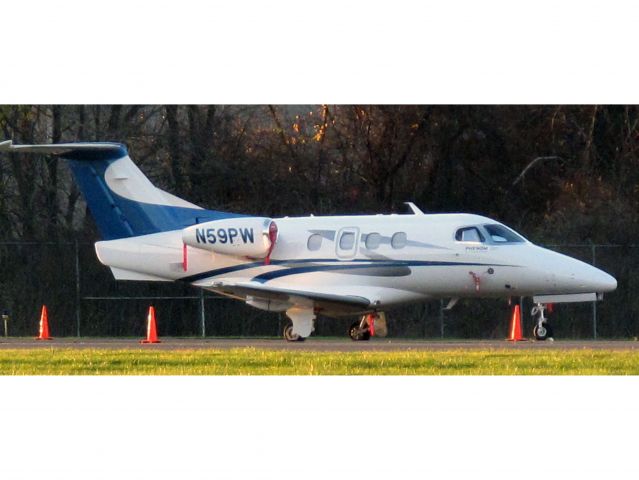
{"left": 531, "top": 303, "right": 554, "bottom": 341}
{"left": 533, "top": 323, "right": 554, "bottom": 341}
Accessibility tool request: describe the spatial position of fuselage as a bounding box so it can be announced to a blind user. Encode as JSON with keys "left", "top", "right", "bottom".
{"left": 95, "top": 212, "right": 617, "bottom": 313}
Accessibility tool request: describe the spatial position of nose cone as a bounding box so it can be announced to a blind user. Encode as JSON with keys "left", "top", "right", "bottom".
{"left": 533, "top": 247, "right": 617, "bottom": 294}
{"left": 564, "top": 259, "right": 617, "bottom": 293}
{"left": 591, "top": 269, "right": 617, "bottom": 292}
{"left": 559, "top": 257, "right": 617, "bottom": 293}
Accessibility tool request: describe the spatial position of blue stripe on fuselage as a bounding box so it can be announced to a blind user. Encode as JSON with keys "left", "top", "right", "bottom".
{"left": 250, "top": 261, "right": 510, "bottom": 283}
{"left": 180, "top": 259, "right": 516, "bottom": 284}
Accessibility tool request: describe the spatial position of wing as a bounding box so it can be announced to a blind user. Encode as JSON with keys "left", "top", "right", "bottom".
{"left": 200, "top": 280, "right": 372, "bottom": 315}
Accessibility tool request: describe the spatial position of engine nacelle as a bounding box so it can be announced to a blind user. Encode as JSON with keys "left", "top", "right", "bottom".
{"left": 182, "top": 217, "right": 277, "bottom": 258}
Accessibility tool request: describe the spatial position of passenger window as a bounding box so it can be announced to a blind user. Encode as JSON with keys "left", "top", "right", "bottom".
{"left": 307, "top": 234, "right": 323, "bottom": 251}
{"left": 391, "top": 232, "right": 407, "bottom": 249}
{"left": 365, "top": 232, "right": 381, "bottom": 250}
{"left": 339, "top": 232, "right": 355, "bottom": 250}
{"left": 455, "top": 227, "right": 485, "bottom": 243}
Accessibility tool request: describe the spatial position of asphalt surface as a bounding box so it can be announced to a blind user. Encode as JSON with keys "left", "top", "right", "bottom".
{"left": 1, "top": 337, "right": 639, "bottom": 351}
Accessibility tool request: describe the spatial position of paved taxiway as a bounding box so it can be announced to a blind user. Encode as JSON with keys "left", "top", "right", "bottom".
{"left": 1, "top": 337, "right": 638, "bottom": 351}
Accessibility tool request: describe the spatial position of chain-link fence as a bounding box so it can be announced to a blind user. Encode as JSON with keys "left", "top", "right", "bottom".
{"left": 0, "top": 242, "right": 634, "bottom": 339}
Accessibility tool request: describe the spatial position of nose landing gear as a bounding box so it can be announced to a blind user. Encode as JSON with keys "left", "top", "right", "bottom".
{"left": 531, "top": 303, "right": 554, "bottom": 341}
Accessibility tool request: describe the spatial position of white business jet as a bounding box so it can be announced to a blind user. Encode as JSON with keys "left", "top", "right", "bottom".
{"left": 0, "top": 140, "right": 617, "bottom": 341}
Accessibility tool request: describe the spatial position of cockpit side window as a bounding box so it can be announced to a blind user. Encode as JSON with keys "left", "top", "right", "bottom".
{"left": 455, "top": 227, "right": 485, "bottom": 243}
{"left": 483, "top": 224, "right": 525, "bottom": 243}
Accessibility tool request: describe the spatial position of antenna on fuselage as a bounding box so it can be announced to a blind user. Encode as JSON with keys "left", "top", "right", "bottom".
{"left": 404, "top": 202, "right": 425, "bottom": 215}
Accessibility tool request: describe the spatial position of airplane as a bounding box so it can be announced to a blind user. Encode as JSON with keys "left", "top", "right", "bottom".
{"left": 0, "top": 139, "right": 617, "bottom": 341}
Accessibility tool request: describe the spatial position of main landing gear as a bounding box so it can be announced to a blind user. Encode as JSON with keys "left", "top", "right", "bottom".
{"left": 349, "top": 313, "right": 388, "bottom": 341}
{"left": 283, "top": 307, "right": 315, "bottom": 342}
{"left": 283, "top": 322, "right": 305, "bottom": 342}
{"left": 531, "top": 303, "right": 554, "bottom": 341}
{"left": 282, "top": 309, "right": 389, "bottom": 342}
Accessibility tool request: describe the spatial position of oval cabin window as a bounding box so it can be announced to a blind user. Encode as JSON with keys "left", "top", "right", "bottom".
{"left": 365, "top": 232, "right": 382, "bottom": 250}
{"left": 307, "top": 234, "right": 323, "bottom": 251}
{"left": 391, "top": 232, "right": 407, "bottom": 249}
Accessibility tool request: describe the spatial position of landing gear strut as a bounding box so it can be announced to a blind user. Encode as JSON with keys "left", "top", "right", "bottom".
{"left": 531, "top": 303, "right": 554, "bottom": 341}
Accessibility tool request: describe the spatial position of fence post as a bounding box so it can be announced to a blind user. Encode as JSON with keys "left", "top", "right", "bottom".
{"left": 519, "top": 296, "right": 524, "bottom": 335}
{"left": 199, "top": 289, "right": 206, "bottom": 338}
{"left": 439, "top": 299, "right": 445, "bottom": 339}
{"left": 422, "top": 303, "right": 428, "bottom": 338}
{"left": 591, "top": 244, "right": 597, "bottom": 340}
{"left": 75, "top": 240, "right": 81, "bottom": 337}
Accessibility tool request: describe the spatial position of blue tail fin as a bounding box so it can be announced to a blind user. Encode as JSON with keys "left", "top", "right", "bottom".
{"left": 0, "top": 142, "right": 245, "bottom": 243}
{"left": 61, "top": 143, "right": 244, "bottom": 239}
{"left": 2, "top": 140, "right": 243, "bottom": 239}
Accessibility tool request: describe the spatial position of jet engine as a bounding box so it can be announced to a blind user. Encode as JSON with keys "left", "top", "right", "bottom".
{"left": 182, "top": 217, "right": 278, "bottom": 259}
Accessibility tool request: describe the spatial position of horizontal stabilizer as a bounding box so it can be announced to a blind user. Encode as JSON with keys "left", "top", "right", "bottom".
{"left": 0, "top": 139, "right": 123, "bottom": 155}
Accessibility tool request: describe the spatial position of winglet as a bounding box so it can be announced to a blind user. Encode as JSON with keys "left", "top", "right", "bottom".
{"left": 0, "top": 140, "right": 12, "bottom": 152}
{"left": 404, "top": 202, "right": 425, "bottom": 215}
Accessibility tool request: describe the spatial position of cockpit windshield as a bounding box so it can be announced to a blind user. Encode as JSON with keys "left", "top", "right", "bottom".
{"left": 483, "top": 224, "right": 526, "bottom": 243}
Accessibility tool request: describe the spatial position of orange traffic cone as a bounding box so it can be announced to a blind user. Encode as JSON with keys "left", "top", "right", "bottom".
{"left": 506, "top": 304, "right": 527, "bottom": 341}
{"left": 140, "top": 306, "right": 161, "bottom": 344}
{"left": 35, "top": 305, "right": 52, "bottom": 340}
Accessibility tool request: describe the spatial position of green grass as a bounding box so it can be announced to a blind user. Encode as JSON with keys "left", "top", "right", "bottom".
{"left": 1, "top": 348, "right": 639, "bottom": 374}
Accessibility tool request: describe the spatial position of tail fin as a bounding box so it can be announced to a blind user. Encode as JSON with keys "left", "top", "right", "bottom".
{"left": 0, "top": 140, "right": 242, "bottom": 239}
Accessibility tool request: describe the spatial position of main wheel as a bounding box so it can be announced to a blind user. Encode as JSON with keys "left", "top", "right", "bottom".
{"left": 533, "top": 323, "right": 554, "bottom": 341}
{"left": 283, "top": 323, "right": 305, "bottom": 342}
{"left": 348, "top": 321, "right": 371, "bottom": 341}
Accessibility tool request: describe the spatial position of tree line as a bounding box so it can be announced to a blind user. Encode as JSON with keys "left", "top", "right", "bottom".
{"left": 0, "top": 105, "right": 637, "bottom": 338}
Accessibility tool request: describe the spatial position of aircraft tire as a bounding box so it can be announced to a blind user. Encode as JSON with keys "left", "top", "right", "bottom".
{"left": 283, "top": 323, "right": 305, "bottom": 342}
{"left": 533, "top": 323, "right": 554, "bottom": 341}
